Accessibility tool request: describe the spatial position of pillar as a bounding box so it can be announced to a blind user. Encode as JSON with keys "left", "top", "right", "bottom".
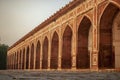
{"left": 40, "top": 40, "right": 43, "bottom": 70}
{"left": 29, "top": 45, "right": 31, "bottom": 69}
{"left": 24, "top": 47, "right": 27, "bottom": 69}
{"left": 58, "top": 27, "right": 62, "bottom": 70}
{"left": 72, "top": 17, "right": 77, "bottom": 70}
{"left": 33, "top": 42, "right": 37, "bottom": 69}
{"left": 48, "top": 35, "right": 51, "bottom": 70}
{"left": 17, "top": 51, "right": 20, "bottom": 69}
{"left": 90, "top": 2, "right": 98, "bottom": 71}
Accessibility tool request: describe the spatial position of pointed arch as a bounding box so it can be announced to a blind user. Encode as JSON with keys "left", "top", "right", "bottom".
{"left": 62, "top": 25, "right": 72, "bottom": 69}
{"left": 30, "top": 43, "right": 34, "bottom": 69}
{"left": 35, "top": 41, "right": 41, "bottom": 69}
{"left": 42, "top": 36, "right": 49, "bottom": 69}
{"left": 99, "top": 3, "right": 120, "bottom": 68}
{"left": 76, "top": 16, "right": 91, "bottom": 69}
{"left": 50, "top": 31, "right": 59, "bottom": 69}
{"left": 26, "top": 46, "right": 29, "bottom": 69}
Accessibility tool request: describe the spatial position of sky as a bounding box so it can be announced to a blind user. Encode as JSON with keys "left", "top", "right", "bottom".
{"left": 0, "top": 0, "right": 72, "bottom": 46}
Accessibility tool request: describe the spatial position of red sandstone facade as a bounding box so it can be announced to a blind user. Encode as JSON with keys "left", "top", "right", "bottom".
{"left": 7, "top": 0, "right": 120, "bottom": 71}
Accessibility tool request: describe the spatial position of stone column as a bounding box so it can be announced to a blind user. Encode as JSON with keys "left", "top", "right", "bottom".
{"left": 14, "top": 53, "right": 16, "bottom": 69}
{"left": 33, "top": 41, "right": 37, "bottom": 70}
{"left": 17, "top": 51, "right": 20, "bottom": 69}
{"left": 58, "top": 27, "right": 62, "bottom": 70}
{"left": 19, "top": 51, "right": 21, "bottom": 69}
{"left": 10, "top": 55, "right": 11, "bottom": 69}
{"left": 40, "top": 40, "right": 43, "bottom": 70}
{"left": 29, "top": 45, "right": 31, "bottom": 69}
{"left": 24, "top": 47, "right": 27, "bottom": 69}
{"left": 91, "top": 3, "right": 99, "bottom": 71}
{"left": 72, "top": 17, "right": 77, "bottom": 70}
{"left": 13, "top": 53, "right": 15, "bottom": 69}
{"left": 48, "top": 35, "right": 51, "bottom": 70}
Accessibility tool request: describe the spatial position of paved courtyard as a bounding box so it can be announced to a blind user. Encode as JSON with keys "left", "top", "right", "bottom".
{"left": 0, "top": 70, "right": 120, "bottom": 80}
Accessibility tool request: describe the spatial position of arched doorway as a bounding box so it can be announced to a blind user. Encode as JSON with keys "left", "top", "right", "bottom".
{"left": 50, "top": 32, "right": 59, "bottom": 69}
{"left": 30, "top": 44, "right": 34, "bottom": 69}
{"left": 36, "top": 41, "right": 41, "bottom": 69}
{"left": 99, "top": 3, "right": 120, "bottom": 69}
{"left": 26, "top": 46, "right": 29, "bottom": 69}
{"left": 42, "top": 37, "right": 48, "bottom": 69}
{"left": 62, "top": 26, "right": 72, "bottom": 69}
{"left": 76, "top": 16, "right": 91, "bottom": 69}
{"left": 22, "top": 48, "right": 25, "bottom": 69}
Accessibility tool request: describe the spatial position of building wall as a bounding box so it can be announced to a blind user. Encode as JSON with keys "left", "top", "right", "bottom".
{"left": 7, "top": 0, "right": 120, "bottom": 71}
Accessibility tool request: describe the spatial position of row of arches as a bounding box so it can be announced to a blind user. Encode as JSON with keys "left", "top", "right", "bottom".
{"left": 7, "top": 17, "right": 92, "bottom": 70}
{"left": 7, "top": 2, "right": 120, "bottom": 70}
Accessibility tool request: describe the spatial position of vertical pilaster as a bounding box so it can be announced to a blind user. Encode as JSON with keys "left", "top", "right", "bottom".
{"left": 20, "top": 50, "right": 23, "bottom": 69}
{"left": 40, "top": 40, "right": 43, "bottom": 70}
{"left": 29, "top": 45, "right": 31, "bottom": 69}
{"left": 24, "top": 47, "right": 27, "bottom": 69}
{"left": 18, "top": 51, "right": 20, "bottom": 69}
{"left": 48, "top": 35, "right": 51, "bottom": 70}
{"left": 91, "top": 0, "right": 99, "bottom": 71}
{"left": 72, "top": 17, "right": 77, "bottom": 70}
{"left": 58, "top": 27, "right": 62, "bottom": 70}
{"left": 15, "top": 52, "right": 17, "bottom": 69}
{"left": 33, "top": 42, "right": 37, "bottom": 70}
{"left": 13, "top": 53, "right": 15, "bottom": 69}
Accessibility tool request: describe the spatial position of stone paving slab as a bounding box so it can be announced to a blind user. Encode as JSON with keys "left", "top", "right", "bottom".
{"left": 0, "top": 70, "right": 120, "bottom": 80}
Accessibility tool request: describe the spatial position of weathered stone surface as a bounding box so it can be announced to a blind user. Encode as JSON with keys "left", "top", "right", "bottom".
{"left": 0, "top": 70, "right": 120, "bottom": 80}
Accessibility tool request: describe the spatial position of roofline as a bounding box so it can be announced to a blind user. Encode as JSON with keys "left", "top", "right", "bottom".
{"left": 8, "top": 0, "right": 84, "bottom": 50}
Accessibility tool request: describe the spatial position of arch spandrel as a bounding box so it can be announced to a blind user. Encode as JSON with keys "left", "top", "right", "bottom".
{"left": 77, "top": 15, "right": 93, "bottom": 30}
{"left": 110, "top": 0, "right": 120, "bottom": 7}
{"left": 42, "top": 32, "right": 50, "bottom": 43}
{"left": 61, "top": 23, "right": 73, "bottom": 38}
{"left": 98, "top": 1, "right": 120, "bottom": 25}
{"left": 51, "top": 28, "right": 60, "bottom": 40}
